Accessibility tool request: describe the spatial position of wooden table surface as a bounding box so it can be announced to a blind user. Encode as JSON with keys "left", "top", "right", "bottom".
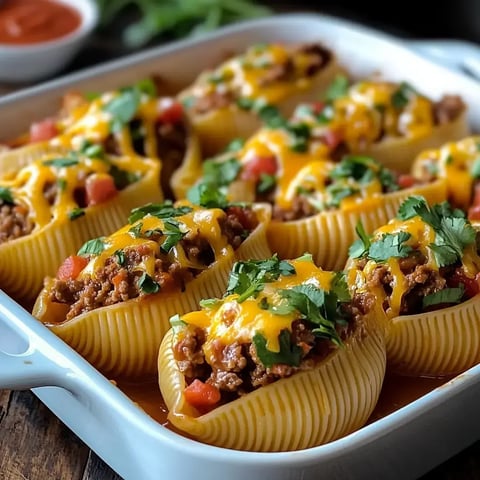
{"left": 2, "top": 4, "right": 480, "bottom": 479}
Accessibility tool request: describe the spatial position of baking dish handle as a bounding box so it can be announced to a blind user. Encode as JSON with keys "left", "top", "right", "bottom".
{"left": 0, "top": 291, "right": 71, "bottom": 390}
{"left": 407, "top": 39, "right": 480, "bottom": 80}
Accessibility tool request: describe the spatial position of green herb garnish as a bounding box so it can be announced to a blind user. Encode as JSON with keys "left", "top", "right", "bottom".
{"left": 160, "top": 219, "right": 186, "bottom": 253}
{"left": 138, "top": 272, "right": 160, "bottom": 294}
{"left": 68, "top": 208, "right": 85, "bottom": 221}
{"left": 252, "top": 329, "right": 302, "bottom": 368}
{"left": 0, "top": 187, "right": 14, "bottom": 204}
{"left": 114, "top": 250, "right": 126, "bottom": 266}
{"left": 422, "top": 285, "right": 464, "bottom": 309}
{"left": 391, "top": 82, "right": 417, "bottom": 109}
{"left": 43, "top": 157, "right": 79, "bottom": 168}
{"left": 78, "top": 237, "right": 105, "bottom": 256}
{"left": 128, "top": 202, "right": 192, "bottom": 224}
{"left": 324, "top": 75, "right": 349, "bottom": 102}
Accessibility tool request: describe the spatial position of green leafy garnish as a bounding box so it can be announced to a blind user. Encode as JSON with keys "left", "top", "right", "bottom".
{"left": 129, "top": 222, "right": 143, "bottom": 238}
{"left": 226, "top": 256, "right": 295, "bottom": 303}
{"left": 160, "top": 219, "right": 186, "bottom": 253}
{"left": 324, "top": 75, "right": 349, "bottom": 102}
{"left": 286, "top": 122, "right": 311, "bottom": 153}
{"left": 348, "top": 221, "right": 371, "bottom": 258}
{"left": 226, "top": 138, "right": 245, "bottom": 152}
{"left": 325, "top": 183, "right": 358, "bottom": 208}
{"left": 391, "top": 82, "right": 417, "bottom": 109}
{"left": 331, "top": 271, "right": 351, "bottom": 303}
{"left": 256, "top": 104, "right": 285, "bottom": 128}
{"left": 257, "top": 173, "right": 276, "bottom": 193}
{"left": 169, "top": 313, "right": 187, "bottom": 332}
{"left": 108, "top": 165, "right": 140, "bottom": 190}
{"left": 471, "top": 157, "right": 480, "bottom": 179}
{"left": 0, "top": 187, "right": 14, "bottom": 204}
{"left": 137, "top": 272, "right": 160, "bottom": 294}
{"left": 128, "top": 202, "right": 192, "bottom": 224}
{"left": 187, "top": 183, "right": 228, "bottom": 209}
{"left": 422, "top": 286, "right": 464, "bottom": 309}
{"left": 397, "top": 195, "right": 426, "bottom": 220}
{"left": 43, "top": 157, "right": 78, "bottom": 168}
{"left": 368, "top": 232, "right": 413, "bottom": 262}
{"left": 202, "top": 157, "right": 241, "bottom": 187}
{"left": 114, "top": 250, "right": 126, "bottom": 266}
{"left": 57, "top": 178, "right": 67, "bottom": 191}
{"left": 252, "top": 329, "right": 302, "bottom": 368}
{"left": 68, "top": 208, "right": 85, "bottom": 221}
{"left": 78, "top": 237, "right": 105, "bottom": 256}
{"left": 103, "top": 88, "right": 141, "bottom": 133}
{"left": 199, "top": 298, "right": 221, "bottom": 308}
{"left": 79, "top": 140, "right": 105, "bottom": 159}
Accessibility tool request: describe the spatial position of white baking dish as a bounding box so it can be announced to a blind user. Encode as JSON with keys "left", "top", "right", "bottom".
{"left": 1, "top": 13, "right": 480, "bottom": 480}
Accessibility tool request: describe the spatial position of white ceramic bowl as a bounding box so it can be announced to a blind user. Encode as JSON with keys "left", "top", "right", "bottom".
{"left": 0, "top": 0, "right": 98, "bottom": 83}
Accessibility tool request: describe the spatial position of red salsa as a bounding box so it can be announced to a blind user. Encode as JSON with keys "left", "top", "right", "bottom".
{"left": 0, "top": 0, "right": 81, "bottom": 45}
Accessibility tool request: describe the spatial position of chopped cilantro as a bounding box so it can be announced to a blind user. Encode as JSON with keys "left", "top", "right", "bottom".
{"left": 114, "top": 250, "right": 126, "bottom": 266}
{"left": 202, "top": 157, "right": 241, "bottom": 187}
{"left": 324, "top": 75, "right": 349, "bottom": 102}
{"left": 169, "top": 313, "right": 187, "bottom": 332}
{"left": 226, "top": 138, "right": 245, "bottom": 152}
{"left": 257, "top": 173, "right": 276, "bottom": 193}
{"left": 391, "top": 82, "right": 417, "bottom": 109}
{"left": 79, "top": 140, "right": 105, "bottom": 159}
{"left": 103, "top": 88, "right": 141, "bottom": 133}
{"left": 160, "top": 219, "right": 186, "bottom": 253}
{"left": 236, "top": 97, "right": 255, "bottom": 110}
{"left": 109, "top": 164, "right": 140, "bottom": 190}
{"left": 422, "top": 285, "right": 464, "bottom": 309}
{"left": 199, "top": 298, "right": 221, "bottom": 308}
{"left": 137, "top": 272, "right": 160, "bottom": 294}
{"left": 348, "top": 221, "right": 371, "bottom": 258}
{"left": 397, "top": 195, "right": 427, "bottom": 220}
{"left": 78, "top": 237, "right": 105, "bottom": 256}
{"left": 368, "top": 232, "right": 413, "bottom": 262}
{"left": 135, "top": 78, "right": 158, "bottom": 97}
{"left": 68, "top": 208, "right": 85, "bottom": 221}
{"left": 331, "top": 271, "right": 351, "bottom": 303}
{"left": 471, "top": 157, "right": 480, "bottom": 179}
{"left": 256, "top": 104, "right": 286, "bottom": 128}
{"left": 252, "top": 329, "right": 302, "bottom": 368}
{"left": 129, "top": 222, "right": 143, "bottom": 238}
{"left": 43, "top": 157, "right": 78, "bottom": 168}
{"left": 326, "top": 183, "right": 358, "bottom": 207}
{"left": 295, "top": 252, "right": 314, "bottom": 263}
{"left": 56, "top": 178, "right": 67, "bottom": 191}
{"left": 128, "top": 202, "right": 192, "bottom": 224}
{"left": 0, "top": 187, "right": 14, "bottom": 204}
{"left": 187, "top": 182, "right": 228, "bottom": 209}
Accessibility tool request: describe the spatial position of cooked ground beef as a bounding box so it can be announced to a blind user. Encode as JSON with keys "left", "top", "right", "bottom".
{"left": 258, "top": 59, "right": 294, "bottom": 87}
{"left": 272, "top": 195, "right": 318, "bottom": 221}
{"left": 0, "top": 204, "right": 34, "bottom": 243}
{"left": 191, "top": 91, "right": 235, "bottom": 115}
{"left": 175, "top": 312, "right": 354, "bottom": 401}
{"left": 49, "top": 206, "right": 258, "bottom": 320}
{"left": 433, "top": 95, "right": 465, "bottom": 125}
{"left": 295, "top": 43, "right": 332, "bottom": 77}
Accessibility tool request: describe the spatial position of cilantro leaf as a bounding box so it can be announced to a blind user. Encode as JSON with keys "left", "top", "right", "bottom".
{"left": 471, "top": 157, "right": 480, "bottom": 179}
{"left": 160, "top": 219, "right": 186, "bottom": 253}
{"left": 68, "top": 208, "right": 85, "bottom": 221}
{"left": 199, "top": 298, "right": 221, "bottom": 308}
{"left": 78, "top": 237, "right": 105, "bottom": 256}
{"left": 256, "top": 104, "right": 286, "bottom": 128}
{"left": 397, "top": 195, "right": 429, "bottom": 220}
{"left": 331, "top": 271, "right": 351, "bottom": 303}
{"left": 79, "top": 140, "right": 105, "bottom": 159}
{"left": 324, "top": 74, "right": 349, "bottom": 102}
{"left": 129, "top": 222, "right": 143, "bottom": 238}
{"left": 202, "top": 157, "right": 241, "bottom": 187}
{"left": 114, "top": 250, "right": 126, "bottom": 266}
{"left": 348, "top": 221, "right": 371, "bottom": 258}
{"left": 169, "top": 313, "right": 187, "bottom": 332}
{"left": 257, "top": 173, "right": 276, "bottom": 193}
{"left": 252, "top": 329, "right": 302, "bottom": 368}
{"left": 43, "top": 157, "right": 79, "bottom": 168}
{"left": 391, "top": 82, "right": 417, "bottom": 109}
{"left": 226, "top": 138, "right": 245, "bottom": 152}
{"left": 128, "top": 202, "right": 192, "bottom": 224}
{"left": 138, "top": 272, "right": 160, "bottom": 294}
{"left": 0, "top": 187, "right": 14, "bottom": 204}
{"left": 422, "top": 285, "right": 464, "bottom": 309}
{"left": 103, "top": 88, "right": 141, "bottom": 133}
{"left": 109, "top": 164, "right": 140, "bottom": 190}
{"left": 187, "top": 182, "right": 228, "bottom": 209}
{"left": 368, "top": 232, "right": 412, "bottom": 262}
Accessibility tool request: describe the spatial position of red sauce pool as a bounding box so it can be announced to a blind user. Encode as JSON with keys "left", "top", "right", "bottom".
{"left": 0, "top": 0, "right": 82, "bottom": 45}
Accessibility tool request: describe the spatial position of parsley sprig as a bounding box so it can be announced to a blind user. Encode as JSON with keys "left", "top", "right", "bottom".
{"left": 128, "top": 201, "right": 192, "bottom": 224}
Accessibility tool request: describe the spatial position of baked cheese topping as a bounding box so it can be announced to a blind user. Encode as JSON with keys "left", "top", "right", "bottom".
{"left": 414, "top": 136, "right": 480, "bottom": 210}
{"left": 348, "top": 196, "right": 480, "bottom": 318}
{"left": 0, "top": 151, "right": 150, "bottom": 230}
{"left": 180, "top": 257, "right": 336, "bottom": 354}
{"left": 77, "top": 203, "right": 235, "bottom": 280}
{"left": 184, "top": 43, "right": 331, "bottom": 108}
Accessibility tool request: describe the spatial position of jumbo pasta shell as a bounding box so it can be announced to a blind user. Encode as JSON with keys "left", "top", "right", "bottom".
{"left": 386, "top": 294, "right": 480, "bottom": 376}
{"left": 32, "top": 205, "right": 272, "bottom": 379}
{"left": 362, "top": 111, "right": 469, "bottom": 173}
{"left": 180, "top": 59, "right": 344, "bottom": 156}
{"left": 267, "top": 179, "right": 447, "bottom": 270}
{"left": 158, "top": 309, "right": 386, "bottom": 452}
{"left": 1, "top": 160, "right": 162, "bottom": 307}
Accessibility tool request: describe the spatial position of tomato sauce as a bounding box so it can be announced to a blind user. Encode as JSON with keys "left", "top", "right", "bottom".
{"left": 0, "top": 0, "right": 81, "bottom": 45}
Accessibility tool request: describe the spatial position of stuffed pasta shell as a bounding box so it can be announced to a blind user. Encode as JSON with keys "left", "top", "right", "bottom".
{"left": 0, "top": 149, "right": 161, "bottom": 305}
{"left": 1, "top": 79, "right": 201, "bottom": 199}
{"left": 33, "top": 200, "right": 271, "bottom": 378}
{"left": 189, "top": 134, "right": 446, "bottom": 269}
{"left": 178, "top": 43, "right": 342, "bottom": 155}
{"left": 412, "top": 136, "right": 480, "bottom": 220}
{"left": 289, "top": 77, "right": 468, "bottom": 172}
{"left": 158, "top": 254, "right": 386, "bottom": 451}
{"left": 346, "top": 196, "right": 480, "bottom": 376}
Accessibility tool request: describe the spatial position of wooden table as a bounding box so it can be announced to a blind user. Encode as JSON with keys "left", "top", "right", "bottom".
{"left": 2, "top": 3, "right": 480, "bottom": 479}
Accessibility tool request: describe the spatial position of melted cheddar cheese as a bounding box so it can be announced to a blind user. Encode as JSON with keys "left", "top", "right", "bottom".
{"left": 181, "top": 258, "right": 334, "bottom": 354}
{"left": 0, "top": 151, "right": 151, "bottom": 231}
{"left": 186, "top": 43, "right": 329, "bottom": 107}
{"left": 414, "top": 136, "right": 480, "bottom": 210}
{"left": 78, "top": 204, "right": 235, "bottom": 280}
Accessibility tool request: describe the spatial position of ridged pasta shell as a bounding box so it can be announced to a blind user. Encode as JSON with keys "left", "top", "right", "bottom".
{"left": 1, "top": 160, "right": 163, "bottom": 307}
{"left": 386, "top": 294, "right": 480, "bottom": 376}
{"left": 362, "top": 111, "right": 469, "bottom": 173}
{"left": 158, "top": 308, "right": 386, "bottom": 452}
{"left": 0, "top": 142, "right": 69, "bottom": 176}
{"left": 32, "top": 205, "right": 272, "bottom": 379}
{"left": 180, "top": 59, "right": 344, "bottom": 156}
{"left": 267, "top": 179, "right": 447, "bottom": 270}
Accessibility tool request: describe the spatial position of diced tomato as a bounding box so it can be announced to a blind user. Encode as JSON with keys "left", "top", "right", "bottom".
{"left": 184, "top": 379, "right": 221, "bottom": 412}
{"left": 157, "top": 98, "right": 184, "bottom": 124}
{"left": 85, "top": 174, "right": 118, "bottom": 206}
{"left": 322, "top": 129, "right": 343, "bottom": 150}
{"left": 472, "top": 182, "right": 480, "bottom": 207}
{"left": 397, "top": 174, "right": 416, "bottom": 189}
{"left": 468, "top": 204, "right": 480, "bottom": 221}
{"left": 310, "top": 101, "right": 325, "bottom": 115}
{"left": 57, "top": 255, "right": 89, "bottom": 281}
{"left": 225, "top": 205, "right": 257, "bottom": 231}
{"left": 29, "top": 118, "right": 58, "bottom": 143}
{"left": 448, "top": 268, "right": 480, "bottom": 299}
{"left": 112, "top": 271, "right": 127, "bottom": 289}
{"left": 240, "top": 155, "right": 277, "bottom": 182}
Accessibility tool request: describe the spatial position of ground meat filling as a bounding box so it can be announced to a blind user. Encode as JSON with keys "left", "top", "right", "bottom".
{"left": 433, "top": 95, "right": 465, "bottom": 125}
{"left": 48, "top": 207, "right": 258, "bottom": 321}
{"left": 174, "top": 312, "right": 355, "bottom": 401}
{"left": 0, "top": 204, "right": 34, "bottom": 243}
